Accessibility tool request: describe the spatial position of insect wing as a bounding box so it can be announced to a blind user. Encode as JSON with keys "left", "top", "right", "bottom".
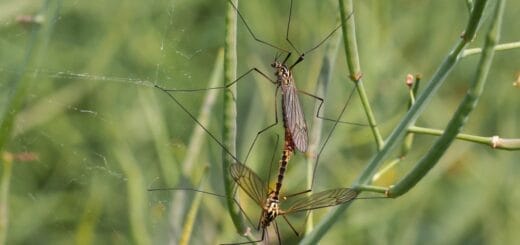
{"left": 282, "top": 81, "right": 308, "bottom": 152}
{"left": 230, "top": 163, "right": 268, "bottom": 206}
{"left": 283, "top": 188, "right": 358, "bottom": 214}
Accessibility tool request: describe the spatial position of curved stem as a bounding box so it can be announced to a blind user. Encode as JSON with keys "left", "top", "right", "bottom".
{"left": 338, "top": 0, "right": 384, "bottom": 149}
{"left": 300, "top": 0, "right": 489, "bottom": 243}
{"left": 389, "top": 0, "right": 506, "bottom": 197}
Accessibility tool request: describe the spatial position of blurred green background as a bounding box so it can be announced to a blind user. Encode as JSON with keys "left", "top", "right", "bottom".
{"left": 0, "top": 0, "right": 519, "bottom": 244}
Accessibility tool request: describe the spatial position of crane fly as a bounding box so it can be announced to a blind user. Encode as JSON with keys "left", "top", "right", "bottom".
{"left": 274, "top": 52, "right": 308, "bottom": 152}
{"left": 156, "top": 0, "right": 358, "bottom": 153}
{"left": 228, "top": 162, "right": 358, "bottom": 244}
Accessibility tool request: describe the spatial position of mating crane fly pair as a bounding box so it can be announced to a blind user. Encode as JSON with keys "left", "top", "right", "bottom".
{"left": 154, "top": 84, "right": 362, "bottom": 244}
{"left": 151, "top": 0, "right": 370, "bottom": 244}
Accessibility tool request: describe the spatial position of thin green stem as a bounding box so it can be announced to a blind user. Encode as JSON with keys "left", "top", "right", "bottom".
{"left": 401, "top": 76, "right": 421, "bottom": 157}
{"left": 356, "top": 184, "right": 387, "bottom": 195}
{"left": 0, "top": 3, "right": 56, "bottom": 242}
{"left": 389, "top": 0, "right": 505, "bottom": 197}
{"left": 113, "top": 145, "right": 152, "bottom": 245}
{"left": 409, "top": 126, "right": 520, "bottom": 150}
{"left": 372, "top": 158, "right": 400, "bottom": 183}
{"left": 0, "top": 0, "right": 57, "bottom": 152}
{"left": 357, "top": 0, "right": 487, "bottom": 186}
{"left": 338, "top": 0, "right": 384, "bottom": 149}
{"left": 461, "top": 41, "right": 520, "bottom": 57}
{"left": 0, "top": 156, "right": 12, "bottom": 245}
{"left": 223, "top": 0, "right": 248, "bottom": 236}
{"left": 300, "top": 0, "right": 489, "bottom": 243}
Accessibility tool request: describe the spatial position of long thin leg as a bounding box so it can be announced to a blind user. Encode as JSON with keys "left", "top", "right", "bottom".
{"left": 162, "top": 67, "right": 276, "bottom": 92}
{"left": 157, "top": 71, "right": 281, "bottom": 168}
{"left": 285, "top": 0, "right": 300, "bottom": 55}
{"left": 150, "top": 187, "right": 260, "bottom": 240}
{"left": 303, "top": 24, "right": 341, "bottom": 55}
{"left": 274, "top": 220, "right": 283, "bottom": 244}
{"left": 309, "top": 84, "right": 358, "bottom": 189}
{"left": 285, "top": 2, "right": 354, "bottom": 67}
{"left": 230, "top": 196, "right": 258, "bottom": 231}
{"left": 227, "top": 0, "right": 289, "bottom": 53}
{"left": 243, "top": 86, "right": 281, "bottom": 164}
{"left": 296, "top": 89, "right": 367, "bottom": 126}
{"left": 220, "top": 226, "right": 266, "bottom": 245}
{"left": 156, "top": 86, "right": 242, "bottom": 164}
{"left": 302, "top": 12, "right": 354, "bottom": 55}
{"left": 265, "top": 134, "right": 280, "bottom": 192}
{"left": 281, "top": 215, "right": 300, "bottom": 237}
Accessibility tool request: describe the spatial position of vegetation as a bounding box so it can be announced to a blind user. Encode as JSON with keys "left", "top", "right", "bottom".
{"left": 0, "top": 0, "right": 518, "bottom": 244}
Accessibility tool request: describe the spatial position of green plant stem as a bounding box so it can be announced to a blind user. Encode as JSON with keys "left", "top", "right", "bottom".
{"left": 389, "top": 0, "right": 505, "bottom": 197}
{"left": 0, "top": 0, "right": 56, "bottom": 152}
{"left": 0, "top": 3, "right": 56, "bottom": 243}
{"left": 0, "top": 157, "right": 12, "bottom": 245}
{"left": 374, "top": 77, "right": 421, "bottom": 183}
{"left": 462, "top": 41, "right": 520, "bottom": 57}
{"left": 409, "top": 126, "right": 519, "bottom": 150}
{"left": 401, "top": 77, "right": 421, "bottom": 157}
{"left": 223, "top": 0, "right": 249, "bottom": 236}
{"left": 356, "top": 0, "right": 487, "bottom": 185}
{"left": 179, "top": 167, "right": 208, "bottom": 245}
{"left": 113, "top": 145, "right": 151, "bottom": 245}
{"left": 371, "top": 158, "right": 400, "bottom": 183}
{"left": 75, "top": 177, "right": 106, "bottom": 245}
{"left": 338, "top": 0, "right": 384, "bottom": 149}
{"left": 356, "top": 184, "right": 387, "bottom": 195}
{"left": 300, "top": 0, "right": 489, "bottom": 243}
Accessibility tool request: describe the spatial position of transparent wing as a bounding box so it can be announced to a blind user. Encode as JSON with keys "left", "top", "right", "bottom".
{"left": 283, "top": 188, "right": 358, "bottom": 214}
{"left": 230, "top": 163, "right": 268, "bottom": 206}
{"left": 282, "top": 81, "right": 308, "bottom": 152}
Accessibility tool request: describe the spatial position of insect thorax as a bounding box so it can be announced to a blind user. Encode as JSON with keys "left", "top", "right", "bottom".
{"left": 261, "top": 192, "right": 280, "bottom": 228}
{"left": 272, "top": 61, "right": 292, "bottom": 86}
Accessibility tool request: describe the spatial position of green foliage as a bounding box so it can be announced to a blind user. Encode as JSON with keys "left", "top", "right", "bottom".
{"left": 0, "top": 0, "right": 518, "bottom": 244}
